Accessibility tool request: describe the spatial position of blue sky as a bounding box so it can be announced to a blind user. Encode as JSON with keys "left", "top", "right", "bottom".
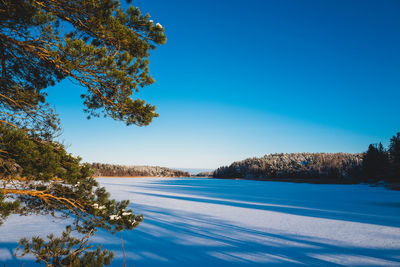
{"left": 47, "top": 0, "right": 400, "bottom": 169}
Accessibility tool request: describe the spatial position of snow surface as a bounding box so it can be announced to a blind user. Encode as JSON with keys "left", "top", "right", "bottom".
{"left": 1, "top": 178, "right": 400, "bottom": 266}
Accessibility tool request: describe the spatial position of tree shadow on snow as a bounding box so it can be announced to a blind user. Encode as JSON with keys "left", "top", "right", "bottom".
{"left": 96, "top": 203, "right": 400, "bottom": 267}
{"left": 2, "top": 179, "right": 400, "bottom": 266}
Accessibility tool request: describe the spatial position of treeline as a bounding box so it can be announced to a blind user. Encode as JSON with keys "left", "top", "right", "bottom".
{"left": 362, "top": 133, "right": 400, "bottom": 182}
{"left": 90, "top": 163, "right": 190, "bottom": 177}
{"left": 213, "top": 153, "right": 363, "bottom": 183}
{"left": 213, "top": 132, "right": 400, "bottom": 184}
{"left": 194, "top": 171, "right": 214, "bottom": 177}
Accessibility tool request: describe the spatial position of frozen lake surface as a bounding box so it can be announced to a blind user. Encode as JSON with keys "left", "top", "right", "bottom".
{"left": 1, "top": 177, "right": 400, "bottom": 266}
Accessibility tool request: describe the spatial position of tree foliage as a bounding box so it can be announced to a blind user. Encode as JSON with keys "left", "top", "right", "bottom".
{"left": 389, "top": 133, "right": 400, "bottom": 181}
{"left": 214, "top": 133, "right": 400, "bottom": 185}
{"left": 1, "top": 0, "right": 166, "bottom": 132}
{"left": 362, "top": 133, "right": 400, "bottom": 183}
{"left": 213, "top": 153, "right": 363, "bottom": 182}
{"left": 91, "top": 163, "right": 190, "bottom": 177}
{"left": 16, "top": 226, "right": 114, "bottom": 266}
{"left": 362, "top": 143, "right": 390, "bottom": 181}
{"left": 0, "top": 0, "right": 165, "bottom": 265}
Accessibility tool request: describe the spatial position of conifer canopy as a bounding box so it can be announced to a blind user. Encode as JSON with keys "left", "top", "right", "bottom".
{"left": 0, "top": 0, "right": 166, "bottom": 265}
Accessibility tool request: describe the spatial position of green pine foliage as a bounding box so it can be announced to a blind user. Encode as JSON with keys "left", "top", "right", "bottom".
{"left": 0, "top": 0, "right": 165, "bottom": 265}
{"left": 1, "top": 0, "right": 166, "bottom": 129}
{"left": 0, "top": 122, "right": 143, "bottom": 265}
{"left": 362, "top": 133, "right": 400, "bottom": 183}
{"left": 16, "top": 226, "right": 114, "bottom": 266}
{"left": 362, "top": 143, "right": 390, "bottom": 182}
{"left": 389, "top": 133, "right": 400, "bottom": 181}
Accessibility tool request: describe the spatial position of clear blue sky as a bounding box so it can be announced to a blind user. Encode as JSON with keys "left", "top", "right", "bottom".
{"left": 47, "top": 0, "right": 400, "bottom": 169}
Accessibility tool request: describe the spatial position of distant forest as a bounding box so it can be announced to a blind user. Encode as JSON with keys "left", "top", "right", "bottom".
{"left": 213, "top": 132, "right": 400, "bottom": 185}
{"left": 91, "top": 163, "right": 190, "bottom": 177}
{"left": 213, "top": 153, "right": 363, "bottom": 183}
{"left": 91, "top": 132, "right": 400, "bottom": 184}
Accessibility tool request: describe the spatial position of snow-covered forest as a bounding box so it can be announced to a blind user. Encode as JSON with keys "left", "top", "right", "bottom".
{"left": 90, "top": 163, "right": 190, "bottom": 177}
{"left": 213, "top": 153, "right": 363, "bottom": 182}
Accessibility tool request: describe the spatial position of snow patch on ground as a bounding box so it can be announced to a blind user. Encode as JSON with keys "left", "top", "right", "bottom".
{"left": 1, "top": 178, "right": 400, "bottom": 266}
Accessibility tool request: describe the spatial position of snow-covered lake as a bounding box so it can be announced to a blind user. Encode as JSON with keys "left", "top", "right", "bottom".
{"left": 1, "top": 177, "right": 400, "bottom": 266}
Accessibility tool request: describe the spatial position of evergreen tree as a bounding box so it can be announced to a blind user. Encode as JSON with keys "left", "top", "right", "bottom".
{"left": 388, "top": 132, "right": 400, "bottom": 181}
{"left": 362, "top": 143, "right": 390, "bottom": 181}
{"left": 0, "top": 0, "right": 166, "bottom": 265}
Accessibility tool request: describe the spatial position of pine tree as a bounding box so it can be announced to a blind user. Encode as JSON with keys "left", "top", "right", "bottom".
{"left": 0, "top": 0, "right": 166, "bottom": 265}
{"left": 362, "top": 143, "right": 390, "bottom": 182}
{"left": 388, "top": 132, "right": 400, "bottom": 181}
